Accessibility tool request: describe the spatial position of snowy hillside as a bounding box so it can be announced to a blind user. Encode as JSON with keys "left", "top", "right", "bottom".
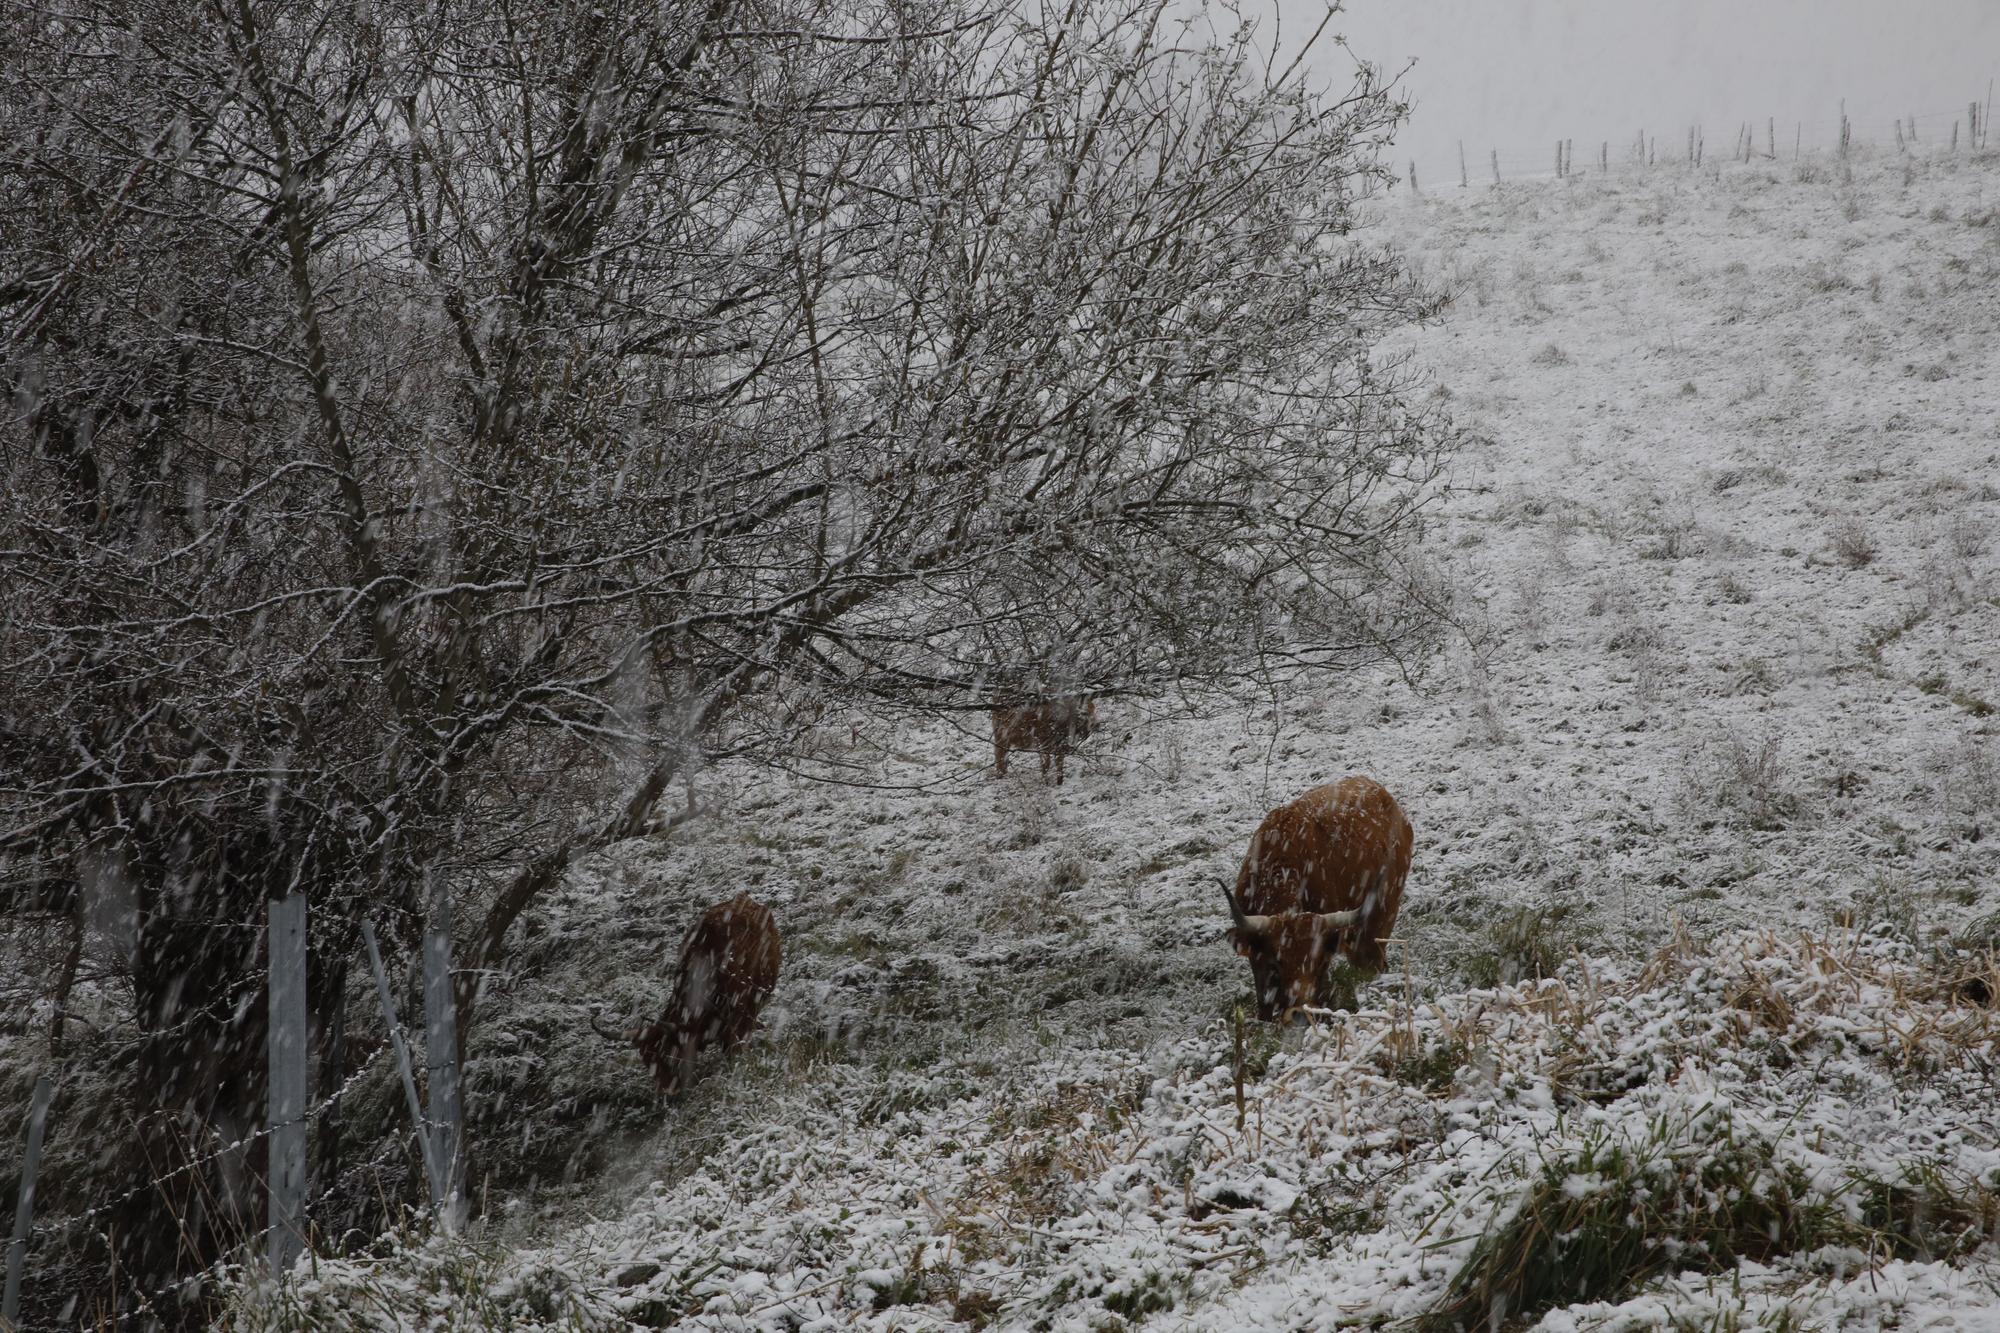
{"left": 227, "top": 147, "right": 2000, "bottom": 1330}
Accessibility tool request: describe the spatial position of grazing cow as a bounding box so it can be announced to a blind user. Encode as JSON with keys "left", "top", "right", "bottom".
{"left": 991, "top": 696, "right": 1096, "bottom": 784}
{"left": 599, "top": 893, "right": 782, "bottom": 1096}
{"left": 1221, "top": 776, "right": 1413, "bottom": 1022}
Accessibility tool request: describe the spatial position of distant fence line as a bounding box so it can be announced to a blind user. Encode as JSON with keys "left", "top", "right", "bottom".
{"left": 1405, "top": 95, "right": 1994, "bottom": 191}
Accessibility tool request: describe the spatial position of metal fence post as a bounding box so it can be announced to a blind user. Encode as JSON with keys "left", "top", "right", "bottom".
{"left": 3, "top": 1075, "right": 54, "bottom": 1330}
{"left": 421, "top": 874, "right": 466, "bottom": 1234}
{"left": 362, "top": 921, "right": 444, "bottom": 1216}
{"left": 266, "top": 894, "right": 309, "bottom": 1274}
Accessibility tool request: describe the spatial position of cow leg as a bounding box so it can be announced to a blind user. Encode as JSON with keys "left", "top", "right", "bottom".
{"left": 994, "top": 741, "right": 1008, "bottom": 778}
{"left": 1054, "top": 752, "right": 1065, "bottom": 785}
{"left": 718, "top": 1002, "right": 762, "bottom": 1050}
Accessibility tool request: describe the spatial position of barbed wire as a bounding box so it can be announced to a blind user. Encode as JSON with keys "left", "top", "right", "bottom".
{"left": 90, "top": 1131, "right": 418, "bottom": 1331}
{"left": 26, "top": 1040, "right": 390, "bottom": 1245}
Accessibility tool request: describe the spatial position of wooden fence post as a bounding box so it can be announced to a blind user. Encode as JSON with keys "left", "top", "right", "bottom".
{"left": 363, "top": 921, "right": 445, "bottom": 1217}
{"left": 1490, "top": 148, "right": 1500, "bottom": 186}
{"left": 3, "top": 1076, "right": 54, "bottom": 1330}
{"left": 421, "top": 877, "right": 466, "bottom": 1235}
{"left": 1459, "top": 140, "right": 1468, "bottom": 188}
{"left": 266, "top": 894, "right": 308, "bottom": 1275}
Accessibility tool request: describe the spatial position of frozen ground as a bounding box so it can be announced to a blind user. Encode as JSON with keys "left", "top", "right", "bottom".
{"left": 226, "top": 146, "right": 1999, "bottom": 1328}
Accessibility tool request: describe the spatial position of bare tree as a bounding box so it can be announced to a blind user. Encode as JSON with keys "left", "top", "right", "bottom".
{"left": 0, "top": 0, "right": 1447, "bottom": 1313}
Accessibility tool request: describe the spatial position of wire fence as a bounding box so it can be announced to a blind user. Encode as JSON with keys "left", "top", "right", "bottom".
{"left": 6, "top": 1041, "right": 409, "bottom": 1329}
{"left": 1406, "top": 99, "right": 1995, "bottom": 190}
{"left": 22, "top": 1042, "right": 389, "bottom": 1248}
{"left": 8, "top": 886, "right": 473, "bottom": 1327}
{"left": 92, "top": 1132, "right": 416, "bottom": 1331}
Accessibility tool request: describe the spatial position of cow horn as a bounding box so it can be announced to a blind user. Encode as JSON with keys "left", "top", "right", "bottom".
{"left": 1216, "top": 877, "right": 1252, "bottom": 932}
{"left": 589, "top": 1006, "right": 632, "bottom": 1045}
{"left": 1316, "top": 909, "right": 1362, "bottom": 928}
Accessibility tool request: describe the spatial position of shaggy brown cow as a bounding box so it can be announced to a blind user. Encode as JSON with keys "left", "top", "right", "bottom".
{"left": 991, "top": 696, "right": 1096, "bottom": 784}
{"left": 1222, "top": 776, "right": 1413, "bottom": 1022}
{"left": 599, "top": 893, "right": 782, "bottom": 1096}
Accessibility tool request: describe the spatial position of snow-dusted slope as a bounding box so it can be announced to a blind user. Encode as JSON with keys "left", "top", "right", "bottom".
{"left": 244, "top": 934, "right": 1998, "bottom": 1331}
{"left": 230, "top": 147, "right": 2000, "bottom": 1330}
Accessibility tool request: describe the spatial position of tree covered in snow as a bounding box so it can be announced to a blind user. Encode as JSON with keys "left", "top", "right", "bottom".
{"left": 0, "top": 0, "right": 1447, "bottom": 1307}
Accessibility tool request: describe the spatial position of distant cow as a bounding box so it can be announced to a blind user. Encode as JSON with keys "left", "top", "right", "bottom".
{"left": 1221, "top": 776, "right": 1413, "bottom": 1022}
{"left": 598, "top": 893, "right": 782, "bottom": 1096}
{"left": 991, "top": 696, "right": 1096, "bottom": 784}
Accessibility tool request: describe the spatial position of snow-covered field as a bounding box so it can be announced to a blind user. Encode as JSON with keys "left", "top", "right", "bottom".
{"left": 228, "top": 147, "right": 2000, "bottom": 1329}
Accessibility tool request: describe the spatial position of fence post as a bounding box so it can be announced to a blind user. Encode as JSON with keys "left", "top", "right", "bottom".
{"left": 266, "top": 893, "right": 309, "bottom": 1275}
{"left": 1458, "top": 140, "right": 1467, "bottom": 189}
{"left": 3, "top": 1076, "right": 54, "bottom": 1331}
{"left": 1490, "top": 148, "right": 1500, "bottom": 186}
{"left": 421, "top": 876, "right": 466, "bottom": 1234}
{"left": 1767, "top": 117, "right": 1775, "bottom": 159}
{"left": 362, "top": 921, "right": 445, "bottom": 1216}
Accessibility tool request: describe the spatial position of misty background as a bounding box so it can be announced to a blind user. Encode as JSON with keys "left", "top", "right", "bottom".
{"left": 1281, "top": 0, "right": 2000, "bottom": 182}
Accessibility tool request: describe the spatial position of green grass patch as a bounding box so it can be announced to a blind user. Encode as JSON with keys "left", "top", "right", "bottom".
{"left": 1416, "top": 1106, "right": 2000, "bottom": 1333}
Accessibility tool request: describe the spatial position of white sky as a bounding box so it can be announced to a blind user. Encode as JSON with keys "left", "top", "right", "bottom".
{"left": 1275, "top": 0, "right": 2000, "bottom": 182}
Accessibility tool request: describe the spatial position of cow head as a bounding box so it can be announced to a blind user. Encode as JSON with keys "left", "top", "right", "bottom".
{"left": 630, "top": 1018, "right": 700, "bottom": 1097}
{"left": 1221, "top": 881, "right": 1359, "bottom": 1022}
{"left": 593, "top": 951, "right": 725, "bottom": 1097}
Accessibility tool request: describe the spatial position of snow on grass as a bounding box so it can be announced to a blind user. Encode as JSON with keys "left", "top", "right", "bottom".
{"left": 214, "top": 146, "right": 2000, "bottom": 1329}
{"left": 226, "top": 928, "right": 1998, "bottom": 1330}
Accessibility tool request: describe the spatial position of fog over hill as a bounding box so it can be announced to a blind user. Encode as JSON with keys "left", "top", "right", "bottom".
{"left": 1312, "top": 0, "right": 2000, "bottom": 184}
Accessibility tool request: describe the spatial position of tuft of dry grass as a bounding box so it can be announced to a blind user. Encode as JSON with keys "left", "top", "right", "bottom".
{"left": 1829, "top": 515, "right": 1877, "bottom": 568}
